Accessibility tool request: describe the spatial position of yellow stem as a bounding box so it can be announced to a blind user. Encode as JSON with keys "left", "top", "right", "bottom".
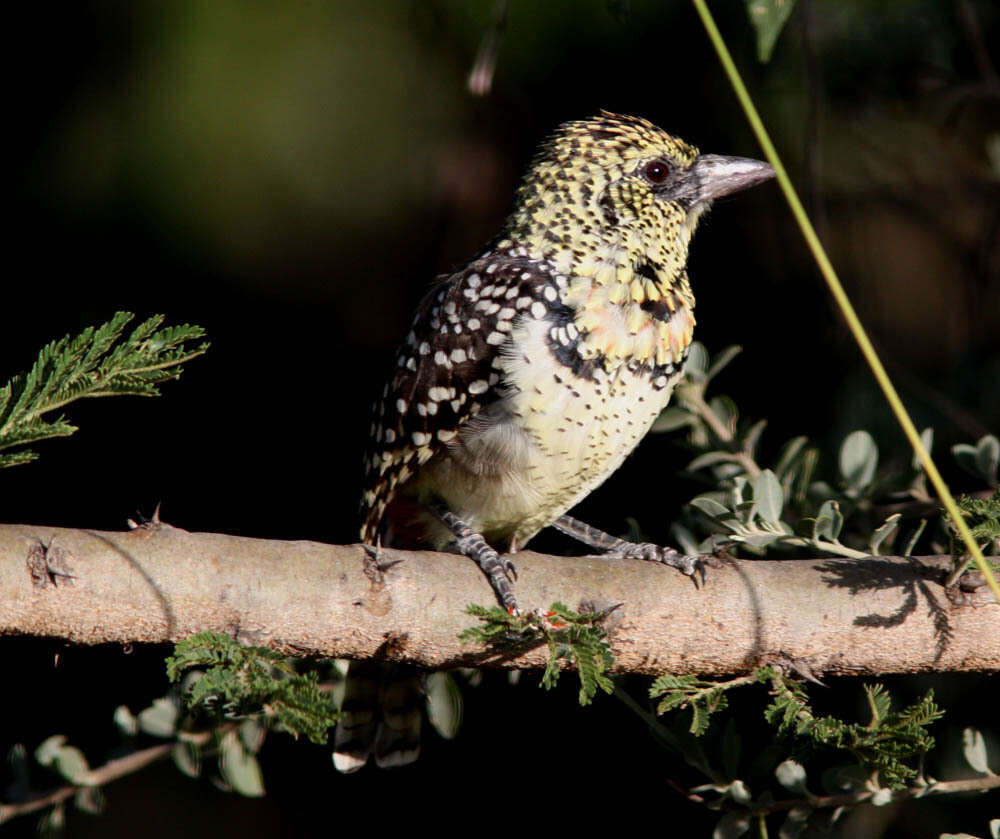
{"left": 690, "top": 0, "right": 1000, "bottom": 604}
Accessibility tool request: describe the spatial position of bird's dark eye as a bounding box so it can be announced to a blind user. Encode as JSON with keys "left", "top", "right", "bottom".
{"left": 643, "top": 160, "right": 671, "bottom": 184}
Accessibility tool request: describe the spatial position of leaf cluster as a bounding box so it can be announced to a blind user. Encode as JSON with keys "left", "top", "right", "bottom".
{"left": 949, "top": 489, "right": 1000, "bottom": 548}
{"left": 166, "top": 631, "right": 339, "bottom": 745}
{"left": 762, "top": 674, "right": 942, "bottom": 788}
{"left": 460, "top": 602, "right": 614, "bottom": 705}
{"left": 658, "top": 343, "right": 999, "bottom": 579}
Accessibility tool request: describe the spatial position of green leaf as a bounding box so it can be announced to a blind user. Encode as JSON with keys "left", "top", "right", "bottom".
{"left": 752, "top": 469, "right": 784, "bottom": 523}
{"left": 775, "top": 759, "right": 809, "bottom": 794}
{"left": 172, "top": 741, "right": 202, "bottom": 778}
{"left": 865, "top": 683, "right": 892, "bottom": 726}
{"left": 687, "top": 450, "right": 739, "bottom": 472}
{"left": 684, "top": 342, "right": 710, "bottom": 380}
{"left": 912, "top": 427, "right": 934, "bottom": 471}
{"left": 167, "top": 632, "right": 338, "bottom": 745}
{"left": 138, "top": 697, "right": 179, "bottom": 738}
{"left": 745, "top": 0, "right": 797, "bottom": 62}
{"left": 978, "top": 435, "right": 999, "bottom": 483}
{"left": 813, "top": 499, "right": 843, "bottom": 542}
{"left": 871, "top": 788, "right": 893, "bottom": 806}
{"left": 113, "top": 705, "right": 138, "bottom": 737}
{"left": 962, "top": 727, "right": 993, "bottom": 775}
{"left": 690, "top": 495, "right": 731, "bottom": 518}
{"left": 740, "top": 531, "right": 782, "bottom": 549}
{"left": 728, "top": 779, "right": 751, "bottom": 804}
{"left": 952, "top": 435, "right": 999, "bottom": 484}
{"left": 990, "top": 818, "right": 999, "bottom": 839}
{"left": 902, "top": 519, "right": 927, "bottom": 556}
{"left": 426, "top": 672, "right": 463, "bottom": 740}
{"left": 34, "top": 736, "right": 91, "bottom": 785}
{"left": 651, "top": 406, "right": 693, "bottom": 433}
{"left": 742, "top": 418, "right": 767, "bottom": 458}
{"left": 709, "top": 396, "right": 738, "bottom": 437}
{"left": 462, "top": 602, "right": 614, "bottom": 706}
{"left": 869, "top": 513, "right": 901, "bottom": 556}
{"left": 239, "top": 719, "right": 266, "bottom": 754}
{"left": 840, "top": 430, "right": 878, "bottom": 492}
{"left": 0, "top": 312, "right": 208, "bottom": 468}
{"left": 219, "top": 730, "right": 265, "bottom": 797}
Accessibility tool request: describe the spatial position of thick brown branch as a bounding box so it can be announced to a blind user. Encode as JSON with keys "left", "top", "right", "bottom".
{"left": 0, "top": 523, "right": 997, "bottom": 675}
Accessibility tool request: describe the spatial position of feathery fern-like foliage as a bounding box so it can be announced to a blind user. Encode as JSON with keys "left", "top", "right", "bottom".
{"left": 0, "top": 312, "right": 208, "bottom": 468}
{"left": 166, "top": 632, "right": 339, "bottom": 745}
{"left": 460, "top": 602, "right": 615, "bottom": 704}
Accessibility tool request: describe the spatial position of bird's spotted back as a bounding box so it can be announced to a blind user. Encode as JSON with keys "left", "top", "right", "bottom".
{"left": 361, "top": 113, "right": 768, "bottom": 548}
{"left": 360, "top": 255, "right": 575, "bottom": 542}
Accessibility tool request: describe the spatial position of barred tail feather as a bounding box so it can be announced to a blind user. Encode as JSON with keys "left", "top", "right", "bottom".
{"left": 333, "top": 661, "right": 380, "bottom": 773}
{"left": 333, "top": 662, "right": 424, "bottom": 772}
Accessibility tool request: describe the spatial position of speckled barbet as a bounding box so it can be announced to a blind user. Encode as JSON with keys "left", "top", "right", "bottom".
{"left": 360, "top": 111, "right": 774, "bottom": 612}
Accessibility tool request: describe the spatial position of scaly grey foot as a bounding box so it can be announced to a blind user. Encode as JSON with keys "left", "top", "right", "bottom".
{"left": 554, "top": 514, "right": 705, "bottom": 584}
{"left": 434, "top": 506, "right": 519, "bottom": 613}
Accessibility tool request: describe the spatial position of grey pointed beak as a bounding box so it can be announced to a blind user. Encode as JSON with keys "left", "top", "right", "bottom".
{"left": 668, "top": 154, "right": 774, "bottom": 207}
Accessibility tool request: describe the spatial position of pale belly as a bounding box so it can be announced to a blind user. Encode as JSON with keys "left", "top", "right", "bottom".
{"left": 414, "top": 317, "right": 677, "bottom": 550}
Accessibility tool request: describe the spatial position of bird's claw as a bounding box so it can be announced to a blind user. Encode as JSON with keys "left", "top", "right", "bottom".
{"left": 502, "top": 556, "right": 518, "bottom": 581}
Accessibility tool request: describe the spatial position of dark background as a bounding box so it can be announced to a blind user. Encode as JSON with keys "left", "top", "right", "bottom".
{"left": 4, "top": 1, "right": 998, "bottom": 836}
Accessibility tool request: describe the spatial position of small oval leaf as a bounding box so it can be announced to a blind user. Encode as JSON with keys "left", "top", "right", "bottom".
{"left": 977, "top": 435, "right": 999, "bottom": 483}
{"left": 912, "top": 427, "right": 934, "bottom": 471}
{"left": 746, "top": 0, "right": 798, "bottom": 62}
{"left": 753, "top": 469, "right": 784, "bottom": 523}
{"left": 690, "top": 496, "right": 731, "bottom": 518}
{"left": 426, "top": 672, "right": 463, "bottom": 740}
{"left": 684, "top": 342, "right": 709, "bottom": 379}
{"left": 651, "top": 407, "right": 692, "bottom": 434}
{"left": 113, "top": 705, "right": 138, "bottom": 737}
{"left": 728, "top": 779, "right": 751, "bottom": 804}
{"left": 220, "top": 731, "right": 265, "bottom": 797}
{"left": 870, "top": 788, "right": 893, "bottom": 807}
{"left": 688, "top": 451, "right": 739, "bottom": 472}
{"left": 813, "top": 500, "right": 843, "bottom": 542}
{"left": 172, "top": 742, "right": 201, "bottom": 778}
{"left": 840, "top": 430, "right": 878, "bottom": 491}
{"left": 775, "top": 759, "right": 808, "bottom": 794}
{"left": 138, "top": 698, "right": 178, "bottom": 738}
{"left": 962, "top": 727, "right": 993, "bottom": 775}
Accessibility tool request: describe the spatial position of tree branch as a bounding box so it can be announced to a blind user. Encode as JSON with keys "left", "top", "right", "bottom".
{"left": 1, "top": 522, "right": 997, "bottom": 675}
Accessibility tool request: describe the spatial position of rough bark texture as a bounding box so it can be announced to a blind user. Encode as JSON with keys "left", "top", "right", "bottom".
{"left": 1, "top": 522, "right": 997, "bottom": 675}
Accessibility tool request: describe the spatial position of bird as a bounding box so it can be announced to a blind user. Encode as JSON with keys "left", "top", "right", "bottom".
{"left": 334, "top": 112, "right": 774, "bottom": 771}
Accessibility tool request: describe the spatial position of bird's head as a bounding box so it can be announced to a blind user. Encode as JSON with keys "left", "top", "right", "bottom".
{"left": 503, "top": 112, "right": 774, "bottom": 291}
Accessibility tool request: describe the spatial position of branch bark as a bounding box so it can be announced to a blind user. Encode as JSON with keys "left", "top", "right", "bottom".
{"left": 1, "top": 522, "right": 997, "bottom": 675}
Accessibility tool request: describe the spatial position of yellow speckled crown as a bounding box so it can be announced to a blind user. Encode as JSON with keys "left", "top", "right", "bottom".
{"left": 494, "top": 112, "right": 701, "bottom": 369}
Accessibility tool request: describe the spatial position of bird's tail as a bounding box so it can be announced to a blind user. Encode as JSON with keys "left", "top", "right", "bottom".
{"left": 333, "top": 661, "right": 424, "bottom": 772}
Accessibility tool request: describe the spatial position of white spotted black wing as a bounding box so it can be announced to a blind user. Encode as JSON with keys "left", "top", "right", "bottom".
{"left": 360, "top": 254, "right": 564, "bottom": 541}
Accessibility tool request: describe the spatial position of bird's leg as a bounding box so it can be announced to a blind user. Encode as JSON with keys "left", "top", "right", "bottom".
{"left": 553, "top": 514, "right": 703, "bottom": 582}
{"left": 432, "top": 506, "right": 519, "bottom": 613}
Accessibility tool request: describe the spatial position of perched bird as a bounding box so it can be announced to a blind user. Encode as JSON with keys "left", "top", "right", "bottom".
{"left": 335, "top": 112, "right": 773, "bottom": 770}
